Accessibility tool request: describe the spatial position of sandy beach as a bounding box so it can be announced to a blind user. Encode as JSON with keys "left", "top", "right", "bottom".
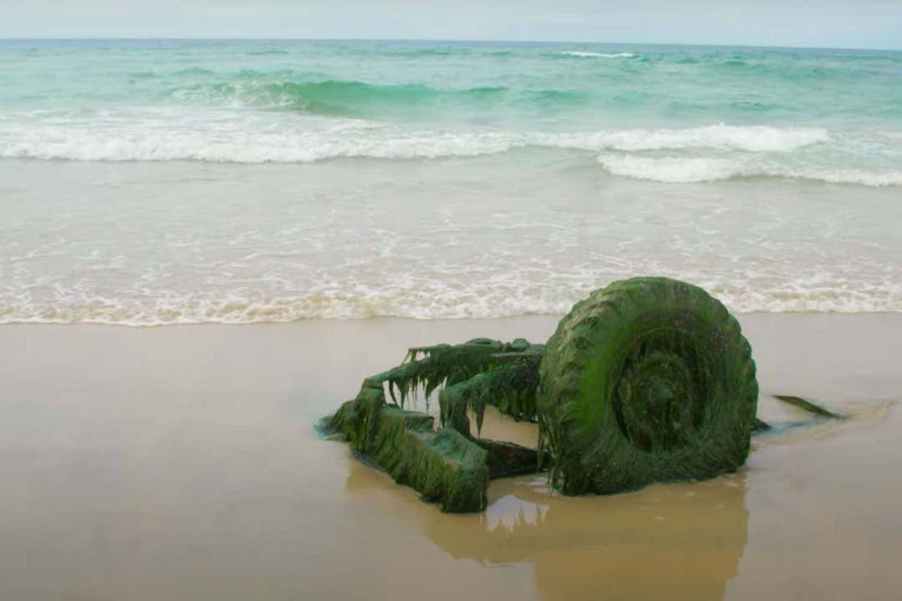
{"left": 1, "top": 313, "right": 900, "bottom": 601}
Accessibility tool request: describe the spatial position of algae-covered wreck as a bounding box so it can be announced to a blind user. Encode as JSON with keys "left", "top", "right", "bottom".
{"left": 320, "top": 277, "right": 829, "bottom": 512}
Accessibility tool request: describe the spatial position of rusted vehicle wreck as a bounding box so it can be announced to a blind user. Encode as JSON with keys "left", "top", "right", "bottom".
{"left": 320, "top": 277, "right": 837, "bottom": 512}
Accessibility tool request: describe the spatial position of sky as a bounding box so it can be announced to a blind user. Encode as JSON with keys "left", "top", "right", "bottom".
{"left": 2, "top": 0, "right": 901, "bottom": 50}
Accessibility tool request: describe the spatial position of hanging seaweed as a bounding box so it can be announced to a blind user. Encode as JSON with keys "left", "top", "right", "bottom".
{"left": 439, "top": 351, "right": 542, "bottom": 436}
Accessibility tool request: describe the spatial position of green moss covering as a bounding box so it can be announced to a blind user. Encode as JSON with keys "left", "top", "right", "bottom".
{"left": 319, "top": 338, "right": 549, "bottom": 512}
{"left": 321, "top": 277, "right": 768, "bottom": 510}
{"left": 774, "top": 394, "right": 845, "bottom": 419}
{"left": 537, "top": 277, "right": 759, "bottom": 495}
{"left": 372, "top": 338, "right": 543, "bottom": 413}
{"left": 322, "top": 379, "right": 489, "bottom": 512}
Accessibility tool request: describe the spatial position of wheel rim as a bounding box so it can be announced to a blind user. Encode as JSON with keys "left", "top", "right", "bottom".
{"left": 613, "top": 334, "right": 708, "bottom": 452}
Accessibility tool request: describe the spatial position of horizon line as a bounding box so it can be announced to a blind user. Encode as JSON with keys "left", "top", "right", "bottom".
{"left": 0, "top": 36, "right": 899, "bottom": 53}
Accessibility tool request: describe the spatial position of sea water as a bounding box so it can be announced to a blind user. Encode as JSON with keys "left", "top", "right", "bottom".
{"left": 1, "top": 39, "right": 901, "bottom": 324}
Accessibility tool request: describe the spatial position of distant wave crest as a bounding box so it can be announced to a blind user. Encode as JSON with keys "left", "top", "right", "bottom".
{"left": 558, "top": 51, "right": 638, "bottom": 59}
{"left": 170, "top": 79, "right": 497, "bottom": 114}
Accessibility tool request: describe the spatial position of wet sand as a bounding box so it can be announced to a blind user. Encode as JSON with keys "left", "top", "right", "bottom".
{"left": 1, "top": 314, "right": 901, "bottom": 601}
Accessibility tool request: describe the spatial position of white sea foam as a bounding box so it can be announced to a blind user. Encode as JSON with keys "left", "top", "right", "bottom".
{"left": 559, "top": 51, "right": 638, "bottom": 59}
{"left": 0, "top": 128, "right": 517, "bottom": 162}
{"left": 0, "top": 109, "right": 831, "bottom": 161}
{"left": 2, "top": 109, "right": 895, "bottom": 186}
{"left": 551, "top": 124, "right": 830, "bottom": 153}
{"left": 597, "top": 154, "right": 902, "bottom": 186}
{"left": 2, "top": 277, "right": 901, "bottom": 326}
{"left": 597, "top": 155, "right": 743, "bottom": 183}
{"left": 783, "top": 168, "right": 902, "bottom": 187}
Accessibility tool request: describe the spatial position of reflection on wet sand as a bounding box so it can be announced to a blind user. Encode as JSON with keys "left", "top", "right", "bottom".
{"left": 346, "top": 409, "right": 749, "bottom": 601}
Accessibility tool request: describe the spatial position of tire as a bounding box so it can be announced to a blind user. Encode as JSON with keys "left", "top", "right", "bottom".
{"left": 537, "top": 277, "right": 758, "bottom": 495}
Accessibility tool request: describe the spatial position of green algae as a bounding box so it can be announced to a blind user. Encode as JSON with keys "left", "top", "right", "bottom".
{"left": 320, "top": 338, "right": 547, "bottom": 512}
{"left": 774, "top": 394, "right": 845, "bottom": 419}
{"left": 536, "top": 278, "right": 758, "bottom": 496}
{"left": 377, "top": 338, "right": 543, "bottom": 412}
{"left": 358, "top": 337, "right": 543, "bottom": 432}
{"left": 324, "top": 379, "right": 489, "bottom": 512}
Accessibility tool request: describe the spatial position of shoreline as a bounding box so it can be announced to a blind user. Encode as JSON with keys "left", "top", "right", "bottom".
{"left": 5, "top": 156, "right": 902, "bottom": 324}
{"left": 4, "top": 308, "right": 902, "bottom": 324}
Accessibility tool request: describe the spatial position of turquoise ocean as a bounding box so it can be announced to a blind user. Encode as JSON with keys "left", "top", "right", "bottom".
{"left": 1, "top": 39, "right": 901, "bottom": 324}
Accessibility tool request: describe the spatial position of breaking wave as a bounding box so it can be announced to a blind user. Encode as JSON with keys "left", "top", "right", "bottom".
{"left": 0, "top": 118, "right": 831, "bottom": 162}
{"left": 557, "top": 51, "right": 639, "bottom": 59}
{"left": 597, "top": 154, "right": 902, "bottom": 186}
{"left": 542, "top": 124, "right": 829, "bottom": 152}
{"left": 169, "top": 79, "right": 507, "bottom": 114}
